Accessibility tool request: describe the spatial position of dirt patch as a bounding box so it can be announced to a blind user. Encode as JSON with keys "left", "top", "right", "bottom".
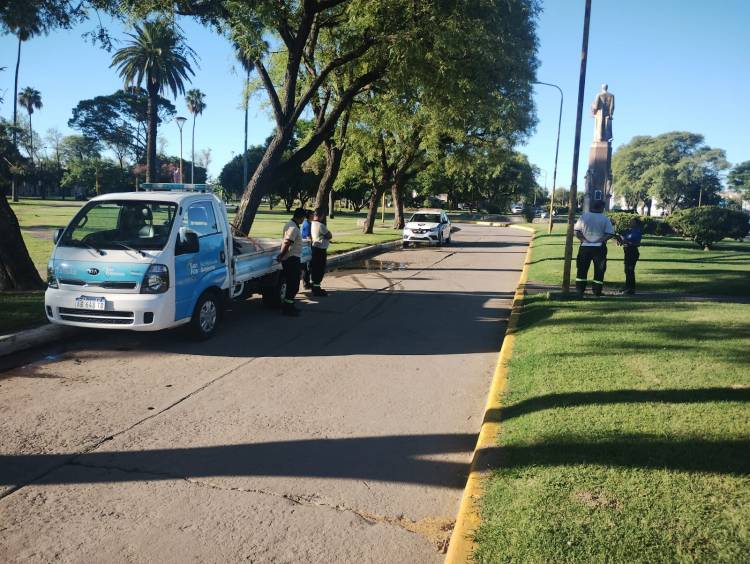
{"left": 572, "top": 490, "right": 622, "bottom": 510}
{"left": 358, "top": 512, "right": 455, "bottom": 553}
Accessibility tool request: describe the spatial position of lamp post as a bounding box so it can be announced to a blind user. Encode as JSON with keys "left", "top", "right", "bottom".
{"left": 175, "top": 116, "right": 187, "bottom": 183}
{"left": 533, "top": 81, "right": 564, "bottom": 234}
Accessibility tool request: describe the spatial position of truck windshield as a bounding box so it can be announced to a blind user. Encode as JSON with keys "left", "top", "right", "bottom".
{"left": 59, "top": 201, "right": 178, "bottom": 251}
{"left": 410, "top": 213, "right": 441, "bottom": 223}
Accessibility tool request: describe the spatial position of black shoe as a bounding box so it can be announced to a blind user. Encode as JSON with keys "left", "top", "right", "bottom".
{"left": 312, "top": 287, "right": 328, "bottom": 297}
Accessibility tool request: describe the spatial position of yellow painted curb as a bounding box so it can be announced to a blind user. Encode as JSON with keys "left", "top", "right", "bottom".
{"left": 445, "top": 226, "right": 535, "bottom": 564}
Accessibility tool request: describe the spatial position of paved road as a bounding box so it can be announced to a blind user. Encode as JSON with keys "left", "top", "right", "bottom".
{"left": 0, "top": 224, "right": 530, "bottom": 563}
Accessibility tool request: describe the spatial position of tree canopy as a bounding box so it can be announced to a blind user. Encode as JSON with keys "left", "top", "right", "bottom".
{"left": 612, "top": 132, "right": 730, "bottom": 213}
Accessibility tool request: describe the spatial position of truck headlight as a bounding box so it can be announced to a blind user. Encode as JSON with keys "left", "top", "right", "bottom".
{"left": 141, "top": 264, "right": 169, "bottom": 294}
{"left": 47, "top": 265, "right": 58, "bottom": 288}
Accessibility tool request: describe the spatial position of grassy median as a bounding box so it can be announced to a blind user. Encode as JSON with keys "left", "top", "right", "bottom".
{"left": 473, "top": 224, "right": 750, "bottom": 563}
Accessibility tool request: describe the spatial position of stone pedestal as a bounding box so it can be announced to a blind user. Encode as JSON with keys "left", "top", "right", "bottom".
{"left": 584, "top": 141, "right": 612, "bottom": 211}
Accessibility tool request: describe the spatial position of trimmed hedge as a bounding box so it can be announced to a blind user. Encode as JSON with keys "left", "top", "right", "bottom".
{"left": 606, "top": 211, "right": 673, "bottom": 236}
{"left": 667, "top": 206, "right": 750, "bottom": 249}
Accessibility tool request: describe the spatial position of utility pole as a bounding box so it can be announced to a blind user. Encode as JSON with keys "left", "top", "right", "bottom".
{"left": 562, "top": 0, "right": 592, "bottom": 293}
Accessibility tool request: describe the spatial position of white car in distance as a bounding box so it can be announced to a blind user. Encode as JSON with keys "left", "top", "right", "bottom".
{"left": 403, "top": 210, "right": 452, "bottom": 246}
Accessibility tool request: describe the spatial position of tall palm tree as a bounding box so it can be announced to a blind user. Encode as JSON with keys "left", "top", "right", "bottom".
{"left": 235, "top": 45, "right": 255, "bottom": 191}
{"left": 185, "top": 88, "right": 206, "bottom": 184}
{"left": 111, "top": 20, "right": 196, "bottom": 182}
{"left": 18, "top": 86, "right": 42, "bottom": 165}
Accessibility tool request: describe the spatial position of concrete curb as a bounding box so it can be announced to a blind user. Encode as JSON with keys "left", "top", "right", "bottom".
{"left": 445, "top": 225, "right": 535, "bottom": 563}
{"left": 327, "top": 239, "right": 402, "bottom": 268}
{"left": 0, "top": 239, "right": 404, "bottom": 359}
{"left": 0, "top": 324, "right": 81, "bottom": 358}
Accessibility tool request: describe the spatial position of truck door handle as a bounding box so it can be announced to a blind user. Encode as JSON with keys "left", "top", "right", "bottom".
{"left": 220, "top": 250, "right": 226, "bottom": 263}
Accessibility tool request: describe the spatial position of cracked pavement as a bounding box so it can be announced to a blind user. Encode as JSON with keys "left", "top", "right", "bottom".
{"left": 0, "top": 224, "right": 530, "bottom": 563}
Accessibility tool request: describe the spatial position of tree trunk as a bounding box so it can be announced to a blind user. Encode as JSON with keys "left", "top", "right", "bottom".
{"left": 242, "top": 94, "right": 249, "bottom": 191}
{"left": 363, "top": 186, "right": 385, "bottom": 234}
{"left": 191, "top": 114, "right": 196, "bottom": 184}
{"left": 391, "top": 182, "right": 405, "bottom": 229}
{"left": 146, "top": 82, "right": 158, "bottom": 183}
{"left": 0, "top": 194, "right": 45, "bottom": 290}
{"left": 233, "top": 130, "right": 292, "bottom": 235}
{"left": 27, "top": 112, "right": 33, "bottom": 166}
{"left": 314, "top": 138, "right": 344, "bottom": 218}
{"left": 328, "top": 189, "right": 335, "bottom": 219}
{"left": 11, "top": 37, "right": 22, "bottom": 202}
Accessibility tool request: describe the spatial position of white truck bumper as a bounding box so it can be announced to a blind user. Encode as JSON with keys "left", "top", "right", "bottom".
{"left": 45, "top": 288, "right": 182, "bottom": 332}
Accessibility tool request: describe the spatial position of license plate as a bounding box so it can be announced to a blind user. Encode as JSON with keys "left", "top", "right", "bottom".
{"left": 75, "top": 296, "right": 106, "bottom": 310}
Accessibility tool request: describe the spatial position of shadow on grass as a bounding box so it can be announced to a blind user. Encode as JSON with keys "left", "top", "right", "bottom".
{"left": 486, "top": 388, "right": 750, "bottom": 423}
{"left": 474, "top": 436, "right": 750, "bottom": 476}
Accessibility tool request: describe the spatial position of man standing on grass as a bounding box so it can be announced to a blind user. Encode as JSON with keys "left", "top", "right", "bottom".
{"left": 574, "top": 200, "right": 615, "bottom": 297}
{"left": 310, "top": 207, "right": 333, "bottom": 297}
{"left": 617, "top": 216, "right": 642, "bottom": 295}
{"left": 276, "top": 208, "right": 306, "bottom": 317}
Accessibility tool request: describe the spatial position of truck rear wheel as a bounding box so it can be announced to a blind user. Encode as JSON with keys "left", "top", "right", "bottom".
{"left": 190, "top": 290, "right": 222, "bottom": 340}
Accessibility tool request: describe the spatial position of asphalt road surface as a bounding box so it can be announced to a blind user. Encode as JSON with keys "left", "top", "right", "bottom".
{"left": 0, "top": 224, "right": 530, "bottom": 564}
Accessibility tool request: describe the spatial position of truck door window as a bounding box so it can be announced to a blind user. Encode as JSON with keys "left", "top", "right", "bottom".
{"left": 186, "top": 202, "right": 219, "bottom": 237}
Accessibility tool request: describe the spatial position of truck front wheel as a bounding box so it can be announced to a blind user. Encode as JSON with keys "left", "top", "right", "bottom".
{"left": 190, "top": 290, "right": 222, "bottom": 340}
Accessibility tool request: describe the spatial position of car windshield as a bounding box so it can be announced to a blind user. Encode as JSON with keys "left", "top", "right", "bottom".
{"left": 60, "top": 200, "right": 178, "bottom": 251}
{"left": 410, "top": 213, "right": 441, "bottom": 223}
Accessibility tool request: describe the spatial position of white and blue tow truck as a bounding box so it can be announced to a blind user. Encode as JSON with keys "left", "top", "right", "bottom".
{"left": 44, "top": 184, "right": 310, "bottom": 339}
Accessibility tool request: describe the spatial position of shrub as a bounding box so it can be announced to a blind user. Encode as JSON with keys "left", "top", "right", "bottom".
{"left": 667, "top": 206, "right": 750, "bottom": 249}
{"left": 607, "top": 211, "right": 673, "bottom": 236}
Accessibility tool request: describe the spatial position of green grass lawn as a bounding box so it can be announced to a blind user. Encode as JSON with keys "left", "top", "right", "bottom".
{"left": 0, "top": 292, "right": 47, "bottom": 334}
{"left": 529, "top": 223, "right": 750, "bottom": 296}
{"left": 474, "top": 224, "right": 750, "bottom": 562}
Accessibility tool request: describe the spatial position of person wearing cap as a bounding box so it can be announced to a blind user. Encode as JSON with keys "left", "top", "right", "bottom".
{"left": 300, "top": 209, "right": 314, "bottom": 290}
{"left": 276, "top": 208, "right": 306, "bottom": 316}
{"left": 574, "top": 200, "right": 615, "bottom": 297}
{"left": 617, "top": 216, "right": 643, "bottom": 295}
{"left": 310, "top": 207, "right": 333, "bottom": 297}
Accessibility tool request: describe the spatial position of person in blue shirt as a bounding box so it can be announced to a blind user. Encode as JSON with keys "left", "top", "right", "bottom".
{"left": 617, "top": 216, "right": 642, "bottom": 295}
{"left": 300, "top": 209, "right": 314, "bottom": 289}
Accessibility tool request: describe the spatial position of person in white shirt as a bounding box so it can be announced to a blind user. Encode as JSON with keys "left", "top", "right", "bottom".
{"left": 574, "top": 200, "right": 615, "bottom": 297}
{"left": 309, "top": 207, "right": 333, "bottom": 297}
{"left": 276, "top": 208, "right": 306, "bottom": 316}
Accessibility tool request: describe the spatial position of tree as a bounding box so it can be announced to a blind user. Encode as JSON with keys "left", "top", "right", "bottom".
{"left": 612, "top": 132, "right": 729, "bottom": 214}
{"left": 111, "top": 19, "right": 196, "bottom": 182}
{"left": 17, "top": 86, "right": 42, "bottom": 164}
{"left": 728, "top": 161, "right": 750, "bottom": 201}
{"left": 69, "top": 88, "right": 176, "bottom": 168}
{"left": 219, "top": 146, "right": 266, "bottom": 199}
{"left": 185, "top": 88, "right": 206, "bottom": 184}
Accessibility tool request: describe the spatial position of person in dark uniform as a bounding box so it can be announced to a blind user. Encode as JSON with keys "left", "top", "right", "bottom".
{"left": 300, "top": 209, "right": 314, "bottom": 290}
{"left": 276, "top": 208, "right": 306, "bottom": 316}
{"left": 574, "top": 200, "right": 616, "bottom": 297}
{"left": 618, "top": 216, "right": 643, "bottom": 295}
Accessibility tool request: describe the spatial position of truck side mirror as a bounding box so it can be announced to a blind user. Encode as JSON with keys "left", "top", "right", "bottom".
{"left": 53, "top": 228, "right": 64, "bottom": 244}
{"left": 176, "top": 230, "right": 200, "bottom": 255}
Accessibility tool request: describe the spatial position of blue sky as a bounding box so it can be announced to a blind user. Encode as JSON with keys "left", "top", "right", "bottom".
{"left": 1, "top": 0, "right": 748, "bottom": 183}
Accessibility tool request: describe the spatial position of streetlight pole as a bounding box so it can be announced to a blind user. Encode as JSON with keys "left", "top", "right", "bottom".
{"left": 562, "top": 0, "right": 592, "bottom": 293}
{"left": 533, "top": 81, "right": 564, "bottom": 234}
{"left": 176, "top": 116, "right": 187, "bottom": 183}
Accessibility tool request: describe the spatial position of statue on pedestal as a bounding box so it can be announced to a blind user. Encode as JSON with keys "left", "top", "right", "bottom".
{"left": 591, "top": 83, "right": 615, "bottom": 142}
{"left": 585, "top": 84, "right": 615, "bottom": 211}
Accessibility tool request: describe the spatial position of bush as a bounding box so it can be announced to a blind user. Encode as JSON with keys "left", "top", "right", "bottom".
{"left": 667, "top": 206, "right": 750, "bottom": 249}
{"left": 606, "top": 211, "right": 673, "bottom": 236}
